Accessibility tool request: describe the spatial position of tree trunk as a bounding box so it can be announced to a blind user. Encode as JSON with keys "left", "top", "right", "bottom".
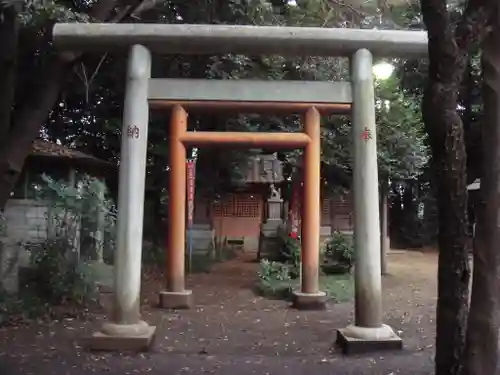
{"left": 420, "top": 2, "right": 471, "bottom": 374}
{"left": 0, "top": 54, "right": 73, "bottom": 209}
{"left": 0, "top": 4, "right": 19, "bottom": 138}
{"left": 0, "top": 0, "right": 152, "bottom": 211}
{"left": 424, "top": 82, "right": 471, "bottom": 375}
{"left": 462, "top": 18, "right": 500, "bottom": 375}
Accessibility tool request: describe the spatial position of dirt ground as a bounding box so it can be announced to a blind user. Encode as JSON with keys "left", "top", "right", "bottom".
{"left": 0, "top": 250, "right": 438, "bottom": 375}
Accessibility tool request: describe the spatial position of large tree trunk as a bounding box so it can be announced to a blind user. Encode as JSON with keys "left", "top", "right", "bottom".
{"left": 0, "top": 54, "right": 73, "bottom": 209}
{"left": 0, "top": 0, "right": 153, "bottom": 210}
{"left": 462, "top": 17, "right": 500, "bottom": 375}
{"left": 0, "top": 3, "right": 19, "bottom": 138}
{"left": 421, "top": 0, "right": 497, "bottom": 373}
{"left": 420, "top": 1, "right": 471, "bottom": 374}
{"left": 423, "top": 71, "right": 470, "bottom": 375}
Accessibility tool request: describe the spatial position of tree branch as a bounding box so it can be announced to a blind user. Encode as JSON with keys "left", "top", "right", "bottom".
{"left": 455, "top": 0, "right": 497, "bottom": 51}
{"left": 0, "top": 0, "right": 160, "bottom": 209}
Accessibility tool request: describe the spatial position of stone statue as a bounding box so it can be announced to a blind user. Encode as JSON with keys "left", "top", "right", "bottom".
{"left": 269, "top": 183, "right": 281, "bottom": 200}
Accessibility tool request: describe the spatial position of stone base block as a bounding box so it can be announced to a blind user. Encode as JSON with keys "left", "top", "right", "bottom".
{"left": 336, "top": 324, "right": 403, "bottom": 355}
{"left": 82, "top": 321, "right": 156, "bottom": 352}
{"left": 292, "top": 291, "right": 327, "bottom": 310}
{"left": 159, "top": 290, "right": 193, "bottom": 309}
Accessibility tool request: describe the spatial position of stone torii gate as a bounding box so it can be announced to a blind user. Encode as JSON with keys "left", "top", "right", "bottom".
{"left": 52, "top": 23, "right": 428, "bottom": 354}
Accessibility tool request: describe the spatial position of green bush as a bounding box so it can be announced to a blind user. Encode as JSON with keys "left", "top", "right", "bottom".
{"left": 273, "top": 226, "right": 300, "bottom": 278}
{"left": 256, "top": 259, "right": 294, "bottom": 299}
{"left": 23, "top": 175, "right": 115, "bottom": 306}
{"left": 35, "top": 174, "right": 117, "bottom": 262}
{"left": 26, "top": 239, "right": 98, "bottom": 304}
{"left": 322, "top": 231, "right": 355, "bottom": 274}
{"left": 258, "top": 259, "right": 292, "bottom": 282}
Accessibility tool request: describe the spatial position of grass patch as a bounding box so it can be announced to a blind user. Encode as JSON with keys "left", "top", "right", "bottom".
{"left": 320, "top": 274, "right": 354, "bottom": 303}
{"left": 256, "top": 273, "right": 354, "bottom": 303}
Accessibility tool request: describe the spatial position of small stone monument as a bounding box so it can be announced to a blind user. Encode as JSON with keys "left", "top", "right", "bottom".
{"left": 263, "top": 184, "right": 283, "bottom": 233}
{"left": 258, "top": 184, "right": 285, "bottom": 260}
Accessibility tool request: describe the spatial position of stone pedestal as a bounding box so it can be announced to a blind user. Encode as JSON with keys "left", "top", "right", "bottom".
{"left": 159, "top": 290, "right": 193, "bottom": 309}
{"left": 336, "top": 324, "right": 402, "bottom": 354}
{"left": 258, "top": 197, "right": 283, "bottom": 260}
{"left": 292, "top": 290, "right": 327, "bottom": 310}
{"left": 267, "top": 197, "right": 282, "bottom": 220}
{"left": 263, "top": 197, "right": 283, "bottom": 233}
{"left": 83, "top": 321, "right": 156, "bottom": 352}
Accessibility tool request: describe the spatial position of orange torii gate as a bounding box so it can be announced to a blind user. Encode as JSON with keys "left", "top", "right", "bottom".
{"left": 147, "top": 78, "right": 351, "bottom": 310}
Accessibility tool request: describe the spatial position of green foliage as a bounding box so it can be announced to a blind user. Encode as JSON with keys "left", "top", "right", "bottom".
{"left": 18, "top": 0, "right": 90, "bottom": 26}
{"left": 35, "top": 174, "right": 117, "bottom": 262}
{"left": 17, "top": 174, "right": 116, "bottom": 311}
{"left": 258, "top": 259, "right": 293, "bottom": 282}
{"left": 256, "top": 259, "right": 354, "bottom": 302}
{"left": 256, "top": 226, "right": 299, "bottom": 299}
{"left": 322, "top": 231, "right": 355, "bottom": 273}
{"left": 375, "top": 76, "right": 429, "bottom": 181}
{"left": 256, "top": 259, "right": 294, "bottom": 299}
{"left": 390, "top": 178, "right": 438, "bottom": 248}
{"left": 26, "top": 238, "right": 98, "bottom": 304}
{"left": 256, "top": 227, "right": 355, "bottom": 302}
{"left": 273, "top": 226, "right": 300, "bottom": 278}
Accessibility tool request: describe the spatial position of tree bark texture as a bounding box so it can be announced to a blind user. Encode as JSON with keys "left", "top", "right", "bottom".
{"left": 420, "top": 0, "right": 495, "bottom": 373}
{"left": 0, "top": 0, "right": 151, "bottom": 210}
{"left": 0, "top": 4, "right": 19, "bottom": 139}
{"left": 462, "top": 12, "right": 500, "bottom": 375}
{"left": 0, "top": 54, "right": 73, "bottom": 209}
{"left": 421, "top": 0, "right": 498, "bottom": 373}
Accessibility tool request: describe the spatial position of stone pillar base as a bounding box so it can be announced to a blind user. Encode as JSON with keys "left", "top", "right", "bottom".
{"left": 82, "top": 320, "right": 156, "bottom": 352}
{"left": 292, "top": 291, "right": 327, "bottom": 310}
{"left": 336, "top": 324, "right": 402, "bottom": 355}
{"left": 159, "top": 290, "right": 193, "bottom": 309}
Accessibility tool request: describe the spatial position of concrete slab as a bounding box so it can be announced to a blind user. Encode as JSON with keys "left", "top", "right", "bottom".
{"left": 159, "top": 290, "right": 193, "bottom": 310}
{"left": 82, "top": 325, "right": 156, "bottom": 352}
{"left": 336, "top": 327, "right": 403, "bottom": 355}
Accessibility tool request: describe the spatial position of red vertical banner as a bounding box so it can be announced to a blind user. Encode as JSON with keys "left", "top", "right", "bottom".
{"left": 186, "top": 159, "right": 196, "bottom": 226}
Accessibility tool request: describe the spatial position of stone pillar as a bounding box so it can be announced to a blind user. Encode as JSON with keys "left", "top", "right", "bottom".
{"left": 380, "top": 180, "right": 389, "bottom": 275}
{"left": 87, "top": 45, "right": 155, "bottom": 351}
{"left": 159, "top": 105, "right": 193, "bottom": 309}
{"left": 336, "top": 49, "right": 401, "bottom": 354}
{"left": 292, "top": 107, "right": 326, "bottom": 310}
{"left": 267, "top": 196, "right": 282, "bottom": 222}
{"left": 262, "top": 190, "right": 283, "bottom": 234}
{"left": 259, "top": 194, "right": 283, "bottom": 261}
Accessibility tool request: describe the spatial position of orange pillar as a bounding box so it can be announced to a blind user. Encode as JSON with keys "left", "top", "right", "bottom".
{"left": 292, "top": 107, "right": 326, "bottom": 310}
{"left": 159, "top": 105, "right": 193, "bottom": 309}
